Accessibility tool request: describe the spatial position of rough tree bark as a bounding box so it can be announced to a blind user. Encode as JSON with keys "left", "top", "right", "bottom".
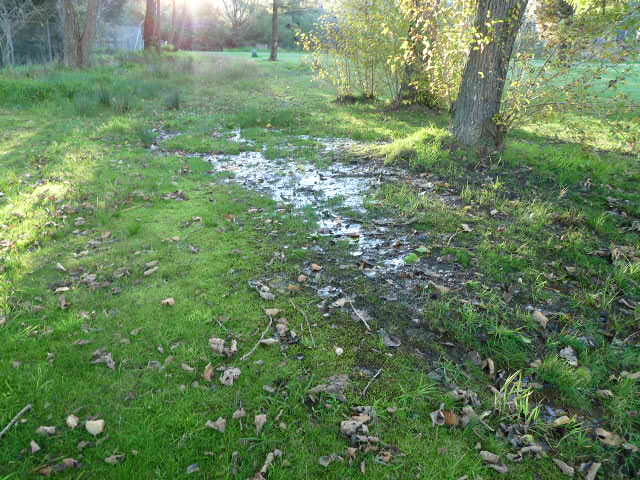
{"left": 62, "top": 0, "right": 98, "bottom": 68}
{"left": 144, "top": 0, "right": 160, "bottom": 50}
{"left": 269, "top": 0, "right": 279, "bottom": 61}
{"left": 451, "top": 0, "right": 528, "bottom": 150}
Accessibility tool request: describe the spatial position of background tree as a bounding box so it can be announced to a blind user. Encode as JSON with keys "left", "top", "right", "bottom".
{"left": 222, "top": 0, "right": 256, "bottom": 46}
{"left": 451, "top": 0, "right": 528, "bottom": 150}
{"left": 61, "top": 0, "right": 99, "bottom": 68}
{"left": 144, "top": 0, "right": 160, "bottom": 50}
{"left": 0, "top": 0, "right": 42, "bottom": 67}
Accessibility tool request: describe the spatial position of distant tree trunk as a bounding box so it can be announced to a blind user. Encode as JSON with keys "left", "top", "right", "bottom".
{"left": 46, "top": 18, "right": 54, "bottom": 62}
{"left": 269, "top": 0, "right": 278, "bottom": 61}
{"left": 451, "top": 0, "right": 527, "bottom": 150}
{"left": 144, "top": 0, "right": 159, "bottom": 50}
{"left": 169, "top": 0, "right": 177, "bottom": 46}
{"left": 62, "top": 0, "right": 98, "bottom": 68}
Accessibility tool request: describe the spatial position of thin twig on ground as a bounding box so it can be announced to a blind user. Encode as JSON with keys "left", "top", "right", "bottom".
{"left": 0, "top": 404, "right": 32, "bottom": 441}
{"left": 350, "top": 301, "right": 371, "bottom": 330}
{"left": 240, "top": 319, "right": 273, "bottom": 361}
{"left": 362, "top": 368, "right": 383, "bottom": 397}
{"left": 290, "top": 300, "right": 315, "bottom": 347}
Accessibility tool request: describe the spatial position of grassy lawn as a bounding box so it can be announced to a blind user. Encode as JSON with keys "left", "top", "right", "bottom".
{"left": 0, "top": 51, "right": 639, "bottom": 478}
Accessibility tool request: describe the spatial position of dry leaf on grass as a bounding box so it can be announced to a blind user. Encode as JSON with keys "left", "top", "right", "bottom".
{"left": 255, "top": 414, "right": 267, "bottom": 434}
{"left": 30, "top": 440, "right": 41, "bottom": 453}
{"left": 595, "top": 427, "right": 624, "bottom": 447}
{"left": 104, "top": 454, "right": 126, "bottom": 465}
{"left": 319, "top": 454, "right": 343, "bottom": 467}
{"left": 206, "top": 417, "right": 226, "bottom": 433}
{"left": 264, "top": 308, "right": 281, "bottom": 317}
{"left": 559, "top": 346, "right": 578, "bottom": 367}
{"left": 90, "top": 348, "right": 115, "bottom": 370}
{"left": 220, "top": 367, "right": 241, "bottom": 386}
{"left": 161, "top": 297, "right": 175, "bottom": 306}
{"left": 36, "top": 426, "right": 56, "bottom": 436}
{"left": 532, "top": 310, "right": 549, "bottom": 328}
{"left": 66, "top": 414, "right": 79, "bottom": 429}
{"left": 233, "top": 408, "right": 246, "bottom": 420}
{"left": 38, "top": 458, "right": 80, "bottom": 476}
{"left": 203, "top": 363, "right": 214, "bottom": 382}
{"left": 209, "top": 337, "right": 238, "bottom": 357}
{"left": 552, "top": 458, "right": 575, "bottom": 476}
{"left": 85, "top": 419, "right": 105, "bottom": 436}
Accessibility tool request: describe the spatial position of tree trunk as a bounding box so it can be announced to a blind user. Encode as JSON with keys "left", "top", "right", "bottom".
{"left": 169, "top": 0, "right": 177, "bottom": 47}
{"left": 62, "top": 0, "right": 80, "bottom": 67}
{"left": 144, "top": 0, "right": 156, "bottom": 50}
{"left": 451, "top": 0, "right": 528, "bottom": 150}
{"left": 46, "top": 18, "right": 54, "bottom": 62}
{"left": 78, "top": 0, "right": 98, "bottom": 67}
{"left": 269, "top": 0, "right": 278, "bottom": 61}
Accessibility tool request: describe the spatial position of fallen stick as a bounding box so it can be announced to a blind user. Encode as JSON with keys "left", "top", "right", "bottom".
{"left": 240, "top": 319, "right": 273, "bottom": 362}
{"left": 350, "top": 302, "right": 371, "bottom": 331}
{"left": 362, "top": 368, "right": 383, "bottom": 397}
{"left": 0, "top": 404, "right": 32, "bottom": 441}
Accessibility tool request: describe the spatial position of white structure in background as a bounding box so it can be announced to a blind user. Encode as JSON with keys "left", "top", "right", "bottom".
{"left": 95, "top": 23, "right": 144, "bottom": 52}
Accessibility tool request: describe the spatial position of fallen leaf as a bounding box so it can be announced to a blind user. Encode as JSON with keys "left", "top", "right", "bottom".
{"left": 264, "top": 308, "right": 281, "bottom": 317}
{"left": 532, "top": 310, "right": 549, "bottom": 328}
{"left": 584, "top": 462, "right": 601, "bottom": 480}
{"left": 255, "top": 414, "right": 267, "bottom": 434}
{"left": 181, "top": 363, "right": 195, "bottom": 372}
{"left": 36, "top": 426, "right": 56, "bottom": 436}
{"left": 104, "top": 454, "right": 125, "bottom": 465}
{"left": 186, "top": 464, "right": 200, "bottom": 474}
{"left": 209, "top": 337, "right": 238, "bottom": 357}
{"left": 480, "top": 451, "right": 501, "bottom": 464}
{"left": 596, "top": 389, "right": 614, "bottom": 399}
{"left": 161, "top": 298, "right": 175, "bottom": 306}
{"left": 553, "top": 415, "right": 572, "bottom": 427}
{"left": 59, "top": 295, "right": 70, "bottom": 310}
{"left": 319, "top": 454, "right": 343, "bottom": 467}
{"left": 91, "top": 348, "right": 115, "bottom": 369}
{"left": 620, "top": 371, "right": 640, "bottom": 380}
{"left": 461, "top": 223, "right": 473, "bottom": 232}
{"left": 595, "top": 427, "right": 624, "bottom": 447}
{"left": 310, "top": 263, "right": 322, "bottom": 272}
{"left": 259, "top": 338, "right": 279, "bottom": 346}
{"left": 559, "top": 346, "right": 578, "bottom": 367}
{"left": 85, "top": 419, "right": 105, "bottom": 436}
{"left": 66, "top": 415, "right": 80, "bottom": 429}
{"left": 233, "top": 408, "right": 246, "bottom": 420}
{"left": 143, "top": 266, "right": 158, "bottom": 276}
{"left": 552, "top": 458, "right": 575, "bottom": 477}
{"left": 203, "top": 363, "right": 214, "bottom": 381}
{"left": 220, "top": 367, "right": 241, "bottom": 386}
{"left": 206, "top": 417, "right": 226, "bottom": 433}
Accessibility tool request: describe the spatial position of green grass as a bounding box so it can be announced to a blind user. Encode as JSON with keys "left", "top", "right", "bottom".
{"left": 0, "top": 51, "right": 639, "bottom": 478}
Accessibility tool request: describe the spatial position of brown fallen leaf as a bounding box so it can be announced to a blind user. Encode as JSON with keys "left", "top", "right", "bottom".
{"left": 85, "top": 419, "right": 105, "bottom": 436}
{"left": 532, "top": 310, "right": 549, "bottom": 328}
{"left": 552, "top": 415, "right": 572, "bottom": 427}
{"left": 91, "top": 348, "right": 115, "bottom": 369}
{"left": 203, "top": 363, "right": 214, "bottom": 382}
{"left": 255, "top": 414, "right": 267, "bottom": 434}
{"left": 161, "top": 298, "right": 175, "bottom": 306}
{"left": 595, "top": 427, "right": 624, "bottom": 447}
{"left": 232, "top": 408, "right": 246, "bottom": 420}
{"left": 264, "top": 308, "right": 281, "bottom": 317}
{"left": 310, "top": 263, "right": 322, "bottom": 272}
{"left": 480, "top": 451, "right": 501, "bottom": 464}
{"left": 38, "top": 458, "right": 81, "bottom": 476}
{"left": 552, "top": 458, "right": 575, "bottom": 477}
{"left": 206, "top": 417, "right": 226, "bottom": 433}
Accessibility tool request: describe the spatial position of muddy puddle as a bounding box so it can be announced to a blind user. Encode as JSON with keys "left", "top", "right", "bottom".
{"left": 152, "top": 129, "right": 466, "bottom": 341}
